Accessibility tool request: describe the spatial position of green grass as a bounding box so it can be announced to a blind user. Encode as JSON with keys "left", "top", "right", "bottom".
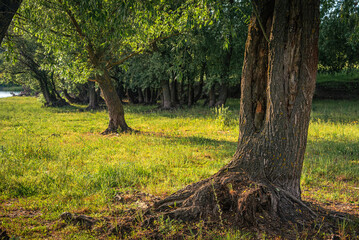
{"left": 317, "top": 70, "right": 359, "bottom": 83}
{"left": 303, "top": 100, "right": 359, "bottom": 204}
{"left": 0, "top": 97, "right": 358, "bottom": 239}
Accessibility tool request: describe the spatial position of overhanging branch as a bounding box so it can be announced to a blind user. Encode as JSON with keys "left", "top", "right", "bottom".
{"left": 106, "top": 32, "right": 183, "bottom": 70}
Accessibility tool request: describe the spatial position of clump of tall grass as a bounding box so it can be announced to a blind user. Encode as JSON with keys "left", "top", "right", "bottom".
{"left": 213, "top": 105, "right": 237, "bottom": 129}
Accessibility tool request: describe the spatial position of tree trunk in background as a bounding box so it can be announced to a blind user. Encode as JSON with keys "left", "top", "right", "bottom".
{"left": 38, "top": 74, "right": 67, "bottom": 107}
{"left": 97, "top": 69, "right": 130, "bottom": 134}
{"left": 0, "top": 0, "right": 22, "bottom": 44}
{"left": 63, "top": 83, "right": 88, "bottom": 104}
{"left": 112, "top": 79, "right": 124, "bottom": 102}
{"left": 38, "top": 74, "right": 55, "bottom": 105}
{"left": 155, "top": 0, "right": 320, "bottom": 231}
{"left": 187, "top": 77, "right": 194, "bottom": 107}
{"left": 19, "top": 54, "right": 67, "bottom": 107}
{"left": 214, "top": 83, "right": 228, "bottom": 107}
{"left": 161, "top": 80, "right": 172, "bottom": 109}
{"left": 170, "top": 79, "right": 179, "bottom": 106}
{"left": 194, "top": 62, "right": 206, "bottom": 103}
{"left": 144, "top": 87, "right": 151, "bottom": 104}
{"left": 127, "top": 88, "right": 138, "bottom": 104}
{"left": 208, "top": 84, "right": 216, "bottom": 107}
{"left": 215, "top": 30, "right": 233, "bottom": 107}
{"left": 87, "top": 81, "right": 98, "bottom": 110}
{"left": 150, "top": 88, "right": 158, "bottom": 104}
{"left": 138, "top": 89, "right": 144, "bottom": 104}
{"left": 179, "top": 78, "right": 186, "bottom": 105}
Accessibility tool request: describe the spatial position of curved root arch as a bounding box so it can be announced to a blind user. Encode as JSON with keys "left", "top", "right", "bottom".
{"left": 153, "top": 172, "right": 316, "bottom": 231}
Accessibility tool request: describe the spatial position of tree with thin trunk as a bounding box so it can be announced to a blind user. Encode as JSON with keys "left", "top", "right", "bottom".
{"left": 1, "top": 35, "right": 68, "bottom": 106}
{"left": 15, "top": 0, "right": 210, "bottom": 134}
{"left": 153, "top": 0, "right": 320, "bottom": 233}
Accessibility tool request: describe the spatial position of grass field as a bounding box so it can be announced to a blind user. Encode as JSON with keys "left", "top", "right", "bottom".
{"left": 0, "top": 97, "right": 358, "bottom": 239}
{"left": 316, "top": 70, "right": 359, "bottom": 83}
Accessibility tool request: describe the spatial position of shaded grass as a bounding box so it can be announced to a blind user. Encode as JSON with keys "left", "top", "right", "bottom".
{"left": 0, "top": 96, "right": 358, "bottom": 238}
{"left": 317, "top": 70, "right": 359, "bottom": 83}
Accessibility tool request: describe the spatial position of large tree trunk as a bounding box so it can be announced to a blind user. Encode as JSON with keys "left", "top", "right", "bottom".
{"left": 154, "top": 0, "right": 320, "bottom": 232}
{"left": 0, "top": 0, "right": 22, "bottom": 44}
{"left": 97, "top": 69, "right": 131, "bottom": 134}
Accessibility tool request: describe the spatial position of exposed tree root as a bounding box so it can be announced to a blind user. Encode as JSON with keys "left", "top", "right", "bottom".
{"left": 0, "top": 228, "right": 10, "bottom": 240}
{"left": 101, "top": 128, "right": 118, "bottom": 135}
{"left": 57, "top": 186, "right": 358, "bottom": 239}
{"left": 60, "top": 212, "right": 98, "bottom": 229}
{"left": 56, "top": 174, "right": 357, "bottom": 238}
{"left": 152, "top": 171, "right": 319, "bottom": 235}
{"left": 101, "top": 127, "right": 134, "bottom": 135}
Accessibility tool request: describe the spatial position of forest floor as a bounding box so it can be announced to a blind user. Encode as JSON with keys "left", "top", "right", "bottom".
{"left": 0, "top": 96, "right": 358, "bottom": 239}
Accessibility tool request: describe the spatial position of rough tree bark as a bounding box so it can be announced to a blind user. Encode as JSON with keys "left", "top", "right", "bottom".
{"left": 97, "top": 69, "right": 131, "bottom": 134}
{"left": 0, "top": 0, "right": 21, "bottom": 44}
{"left": 154, "top": 0, "right": 320, "bottom": 231}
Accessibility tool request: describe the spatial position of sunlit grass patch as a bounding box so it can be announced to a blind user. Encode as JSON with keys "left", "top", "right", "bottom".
{"left": 0, "top": 97, "right": 358, "bottom": 238}
{"left": 303, "top": 100, "right": 359, "bottom": 204}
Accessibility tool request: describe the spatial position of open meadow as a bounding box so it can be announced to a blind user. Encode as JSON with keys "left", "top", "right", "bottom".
{"left": 0, "top": 97, "right": 358, "bottom": 239}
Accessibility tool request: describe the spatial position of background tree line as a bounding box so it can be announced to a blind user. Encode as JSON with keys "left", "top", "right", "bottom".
{"left": 0, "top": 0, "right": 358, "bottom": 119}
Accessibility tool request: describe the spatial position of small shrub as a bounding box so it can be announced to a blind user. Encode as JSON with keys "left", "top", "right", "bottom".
{"left": 213, "top": 105, "right": 236, "bottom": 129}
{"left": 37, "top": 93, "right": 46, "bottom": 105}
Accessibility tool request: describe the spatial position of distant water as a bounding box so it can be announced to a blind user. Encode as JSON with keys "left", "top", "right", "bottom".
{"left": 0, "top": 91, "right": 20, "bottom": 98}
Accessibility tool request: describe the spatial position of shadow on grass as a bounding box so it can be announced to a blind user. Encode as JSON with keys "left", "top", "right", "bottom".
{"left": 307, "top": 138, "right": 359, "bottom": 159}
{"left": 311, "top": 99, "right": 359, "bottom": 124}
{"left": 44, "top": 104, "right": 107, "bottom": 114}
{"left": 304, "top": 200, "right": 359, "bottom": 239}
{"left": 124, "top": 100, "right": 241, "bottom": 120}
{"left": 135, "top": 130, "right": 237, "bottom": 148}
